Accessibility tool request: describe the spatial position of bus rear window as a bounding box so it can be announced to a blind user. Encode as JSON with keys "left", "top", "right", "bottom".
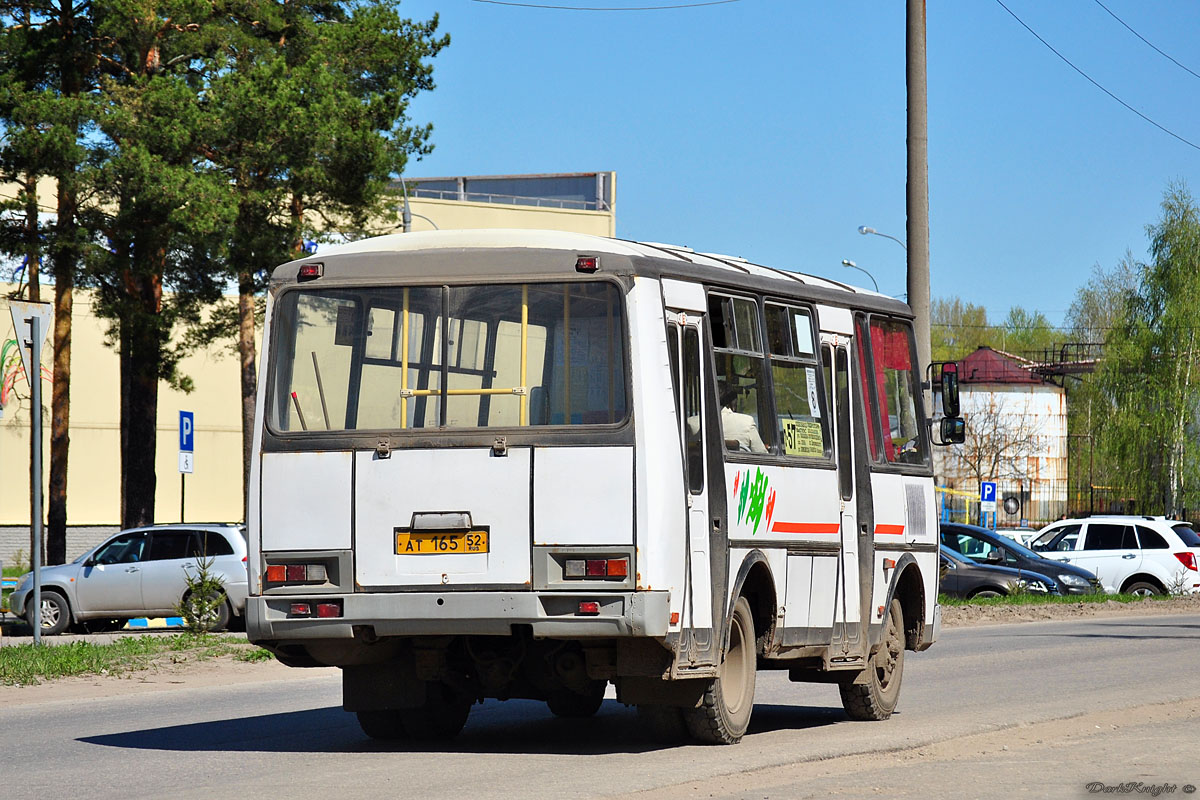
{"left": 269, "top": 281, "right": 627, "bottom": 432}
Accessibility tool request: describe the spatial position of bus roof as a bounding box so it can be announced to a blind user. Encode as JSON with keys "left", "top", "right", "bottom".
{"left": 273, "top": 229, "right": 911, "bottom": 317}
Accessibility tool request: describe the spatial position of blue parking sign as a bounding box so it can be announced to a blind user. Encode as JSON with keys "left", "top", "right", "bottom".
{"left": 179, "top": 410, "right": 195, "bottom": 453}
{"left": 980, "top": 481, "right": 996, "bottom": 503}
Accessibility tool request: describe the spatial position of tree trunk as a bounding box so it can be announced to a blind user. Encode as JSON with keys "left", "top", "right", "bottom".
{"left": 47, "top": 177, "right": 76, "bottom": 565}
{"left": 238, "top": 271, "right": 257, "bottom": 518}
{"left": 120, "top": 279, "right": 163, "bottom": 528}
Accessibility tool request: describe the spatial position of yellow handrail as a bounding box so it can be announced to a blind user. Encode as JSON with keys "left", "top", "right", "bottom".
{"left": 520, "top": 284, "right": 528, "bottom": 426}
{"left": 401, "top": 288, "right": 410, "bottom": 429}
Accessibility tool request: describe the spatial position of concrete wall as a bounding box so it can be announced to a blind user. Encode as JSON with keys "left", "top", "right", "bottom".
{"left": 0, "top": 526, "right": 118, "bottom": 566}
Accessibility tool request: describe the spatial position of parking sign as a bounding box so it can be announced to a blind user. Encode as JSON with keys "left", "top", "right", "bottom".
{"left": 980, "top": 481, "right": 997, "bottom": 513}
{"left": 179, "top": 411, "right": 194, "bottom": 474}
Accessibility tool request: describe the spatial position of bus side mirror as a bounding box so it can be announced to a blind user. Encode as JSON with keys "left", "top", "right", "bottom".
{"left": 939, "top": 417, "right": 965, "bottom": 444}
{"left": 939, "top": 363, "right": 960, "bottom": 418}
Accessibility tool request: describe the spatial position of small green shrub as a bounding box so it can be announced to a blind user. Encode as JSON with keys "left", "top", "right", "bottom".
{"left": 176, "top": 556, "right": 227, "bottom": 634}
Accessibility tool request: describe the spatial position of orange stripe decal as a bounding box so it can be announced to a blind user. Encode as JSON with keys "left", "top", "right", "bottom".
{"left": 771, "top": 522, "right": 841, "bottom": 534}
{"left": 874, "top": 524, "right": 905, "bottom": 535}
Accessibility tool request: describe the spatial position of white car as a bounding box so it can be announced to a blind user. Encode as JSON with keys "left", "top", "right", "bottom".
{"left": 1029, "top": 516, "right": 1200, "bottom": 596}
{"left": 8, "top": 523, "right": 249, "bottom": 635}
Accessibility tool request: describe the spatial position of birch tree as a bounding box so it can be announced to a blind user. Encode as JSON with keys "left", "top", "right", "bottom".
{"left": 1095, "top": 183, "right": 1200, "bottom": 515}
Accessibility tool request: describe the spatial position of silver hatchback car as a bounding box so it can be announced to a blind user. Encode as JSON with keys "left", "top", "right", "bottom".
{"left": 8, "top": 523, "right": 248, "bottom": 635}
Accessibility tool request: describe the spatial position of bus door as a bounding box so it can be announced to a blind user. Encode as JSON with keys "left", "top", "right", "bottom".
{"left": 667, "top": 310, "right": 718, "bottom": 669}
{"left": 829, "top": 342, "right": 867, "bottom": 664}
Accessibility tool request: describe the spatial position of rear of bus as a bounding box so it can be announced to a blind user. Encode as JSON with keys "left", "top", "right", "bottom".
{"left": 245, "top": 234, "right": 676, "bottom": 732}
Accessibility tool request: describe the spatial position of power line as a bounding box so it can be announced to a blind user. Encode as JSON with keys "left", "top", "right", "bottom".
{"left": 993, "top": 0, "right": 1200, "bottom": 153}
{"left": 1091, "top": 0, "right": 1200, "bottom": 82}
{"left": 469, "top": 0, "right": 739, "bottom": 9}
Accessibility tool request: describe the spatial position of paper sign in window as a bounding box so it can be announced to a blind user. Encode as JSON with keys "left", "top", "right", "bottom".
{"left": 782, "top": 419, "right": 825, "bottom": 457}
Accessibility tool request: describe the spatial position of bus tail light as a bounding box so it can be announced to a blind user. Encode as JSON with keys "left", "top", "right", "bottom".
{"left": 1174, "top": 552, "right": 1198, "bottom": 572}
{"left": 289, "top": 603, "right": 312, "bottom": 617}
{"left": 316, "top": 602, "right": 342, "bottom": 618}
{"left": 578, "top": 601, "right": 600, "bottom": 615}
{"left": 266, "top": 563, "right": 328, "bottom": 585}
{"left": 564, "top": 557, "right": 628, "bottom": 580}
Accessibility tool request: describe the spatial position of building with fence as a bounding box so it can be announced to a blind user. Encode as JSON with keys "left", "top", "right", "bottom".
{"left": 935, "top": 347, "right": 1069, "bottom": 528}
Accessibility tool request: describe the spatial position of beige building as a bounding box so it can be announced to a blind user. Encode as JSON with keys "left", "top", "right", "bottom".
{"left": 1, "top": 172, "right": 616, "bottom": 557}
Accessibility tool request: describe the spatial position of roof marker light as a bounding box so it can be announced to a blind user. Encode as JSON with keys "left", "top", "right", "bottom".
{"left": 297, "top": 262, "right": 323, "bottom": 281}
{"left": 575, "top": 256, "right": 598, "bottom": 274}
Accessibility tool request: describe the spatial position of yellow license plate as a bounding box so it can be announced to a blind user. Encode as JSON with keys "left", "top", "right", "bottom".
{"left": 395, "top": 530, "right": 489, "bottom": 555}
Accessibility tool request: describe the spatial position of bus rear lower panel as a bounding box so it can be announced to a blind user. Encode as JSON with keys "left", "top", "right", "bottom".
{"left": 246, "top": 589, "right": 671, "bottom": 661}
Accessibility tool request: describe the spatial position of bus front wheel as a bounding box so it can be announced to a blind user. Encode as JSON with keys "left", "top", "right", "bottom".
{"left": 840, "top": 597, "right": 905, "bottom": 721}
{"left": 683, "top": 595, "right": 757, "bottom": 744}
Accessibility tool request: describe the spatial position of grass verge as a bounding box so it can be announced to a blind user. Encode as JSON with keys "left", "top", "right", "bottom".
{"left": 938, "top": 592, "right": 1174, "bottom": 607}
{"left": 0, "top": 633, "right": 275, "bottom": 686}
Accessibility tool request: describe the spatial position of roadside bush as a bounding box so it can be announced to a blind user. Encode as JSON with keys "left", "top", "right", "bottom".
{"left": 176, "top": 556, "right": 226, "bottom": 634}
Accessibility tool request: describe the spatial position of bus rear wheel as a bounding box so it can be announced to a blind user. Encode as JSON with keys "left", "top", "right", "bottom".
{"left": 356, "top": 710, "right": 408, "bottom": 740}
{"left": 547, "top": 680, "right": 607, "bottom": 718}
{"left": 683, "top": 596, "right": 757, "bottom": 744}
{"left": 399, "top": 682, "right": 472, "bottom": 741}
{"left": 840, "top": 597, "right": 905, "bottom": 721}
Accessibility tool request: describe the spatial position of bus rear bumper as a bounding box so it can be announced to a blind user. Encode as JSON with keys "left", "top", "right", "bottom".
{"left": 246, "top": 590, "right": 671, "bottom": 642}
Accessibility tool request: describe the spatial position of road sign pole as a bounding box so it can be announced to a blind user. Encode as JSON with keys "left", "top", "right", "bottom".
{"left": 28, "top": 315, "right": 42, "bottom": 646}
{"left": 178, "top": 410, "right": 194, "bottom": 522}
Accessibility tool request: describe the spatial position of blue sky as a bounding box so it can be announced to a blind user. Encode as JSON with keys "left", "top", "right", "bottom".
{"left": 397, "top": 0, "right": 1200, "bottom": 328}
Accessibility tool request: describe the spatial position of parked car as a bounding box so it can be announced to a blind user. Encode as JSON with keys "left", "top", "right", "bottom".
{"left": 940, "top": 522, "right": 1103, "bottom": 595}
{"left": 1028, "top": 515, "right": 1200, "bottom": 596}
{"left": 8, "top": 523, "right": 248, "bottom": 635}
{"left": 939, "top": 544, "right": 1062, "bottom": 599}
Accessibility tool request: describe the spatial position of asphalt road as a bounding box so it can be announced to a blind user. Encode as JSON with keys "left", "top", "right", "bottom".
{"left": 3, "top": 614, "right": 1199, "bottom": 800}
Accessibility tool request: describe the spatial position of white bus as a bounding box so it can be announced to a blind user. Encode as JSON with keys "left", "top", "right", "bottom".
{"left": 246, "top": 229, "right": 962, "bottom": 745}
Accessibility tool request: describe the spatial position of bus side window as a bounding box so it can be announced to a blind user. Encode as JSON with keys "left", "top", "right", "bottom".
{"left": 854, "top": 315, "right": 883, "bottom": 461}
{"left": 683, "top": 327, "right": 704, "bottom": 493}
{"left": 835, "top": 347, "right": 853, "bottom": 501}
{"left": 765, "top": 302, "right": 829, "bottom": 459}
{"left": 667, "top": 323, "right": 681, "bottom": 422}
{"left": 707, "top": 293, "right": 771, "bottom": 454}
{"left": 863, "top": 316, "right": 928, "bottom": 466}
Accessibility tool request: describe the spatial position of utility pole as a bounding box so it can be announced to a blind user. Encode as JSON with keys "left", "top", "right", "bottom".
{"left": 907, "top": 0, "right": 932, "bottom": 400}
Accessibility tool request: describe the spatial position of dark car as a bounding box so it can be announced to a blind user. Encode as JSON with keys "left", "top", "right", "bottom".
{"left": 939, "top": 545, "right": 1063, "bottom": 599}
{"left": 940, "top": 522, "right": 1103, "bottom": 595}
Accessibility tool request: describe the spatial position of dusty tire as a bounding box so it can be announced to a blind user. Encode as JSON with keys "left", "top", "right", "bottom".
{"left": 356, "top": 710, "right": 408, "bottom": 740}
{"left": 1125, "top": 581, "right": 1161, "bottom": 597}
{"left": 682, "top": 596, "right": 757, "bottom": 744}
{"left": 971, "top": 589, "right": 1003, "bottom": 599}
{"left": 547, "top": 680, "right": 606, "bottom": 718}
{"left": 400, "top": 683, "right": 472, "bottom": 741}
{"left": 28, "top": 591, "right": 71, "bottom": 636}
{"left": 840, "top": 598, "right": 905, "bottom": 721}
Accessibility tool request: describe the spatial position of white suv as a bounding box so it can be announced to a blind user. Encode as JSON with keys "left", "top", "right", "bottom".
{"left": 1029, "top": 516, "right": 1200, "bottom": 596}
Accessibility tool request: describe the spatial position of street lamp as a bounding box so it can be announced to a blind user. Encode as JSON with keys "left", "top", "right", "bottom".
{"left": 841, "top": 259, "right": 878, "bottom": 292}
{"left": 858, "top": 225, "right": 907, "bottom": 251}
